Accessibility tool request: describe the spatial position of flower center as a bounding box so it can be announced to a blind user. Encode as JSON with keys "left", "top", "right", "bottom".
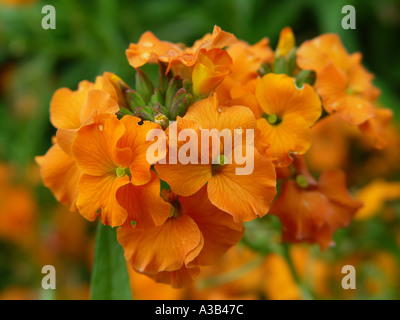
{"left": 115, "top": 167, "right": 132, "bottom": 179}
{"left": 296, "top": 174, "right": 309, "bottom": 188}
{"left": 263, "top": 113, "right": 282, "bottom": 125}
{"left": 212, "top": 154, "right": 228, "bottom": 174}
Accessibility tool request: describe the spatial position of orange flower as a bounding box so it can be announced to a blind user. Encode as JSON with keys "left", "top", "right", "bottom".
{"left": 270, "top": 157, "right": 362, "bottom": 249}
{"left": 155, "top": 94, "right": 277, "bottom": 223}
{"left": 359, "top": 107, "right": 393, "bottom": 149}
{"left": 306, "top": 113, "right": 351, "bottom": 172}
{"left": 50, "top": 73, "right": 122, "bottom": 155}
{"left": 72, "top": 113, "right": 170, "bottom": 227}
{"left": 297, "top": 34, "right": 380, "bottom": 126}
{"left": 255, "top": 73, "right": 322, "bottom": 166}
{"left": 117, "top": 186, "right": 244, "bottom": 288}
{"left": 355, "top": 179, "right": 400, "bottom": 221}
{"left": 167, "top": 25, "right": 237, "bottom": 75}
{"left": 215, "top": 39, "right": 273, "bottom": 105}
{"left": 0, "top": 166, "right": 36, "bottom": 247}
{"left": 191, "top": 48, "right": 233, "bottom": 98}
{"left": 125, "top": 31, "right": 182, "bottom": 68}
{"left": 126, "top": 26, "right": 237, "bottom": 77}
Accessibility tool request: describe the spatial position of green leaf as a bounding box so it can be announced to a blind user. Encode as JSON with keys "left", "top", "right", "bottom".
{"left": 90, "top": 223, "right": 132, "bottom": 300}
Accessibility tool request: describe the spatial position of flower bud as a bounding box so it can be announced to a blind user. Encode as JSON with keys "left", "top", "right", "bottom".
{"left": 135, "top": 68, "right": 155, "bottom": 104}
{"left": 169, "top": 88, "right": 193, "bottom": 119}
{"left": 126, "top": 89, "right": 146, "bottom": 111}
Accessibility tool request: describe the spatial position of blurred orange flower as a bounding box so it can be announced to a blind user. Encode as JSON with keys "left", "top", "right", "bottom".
{"left": 297, "top": 34, "right": 382, "bottom": 128}
{"left": 270, "top": 157, "right": 362, "bottom": 249}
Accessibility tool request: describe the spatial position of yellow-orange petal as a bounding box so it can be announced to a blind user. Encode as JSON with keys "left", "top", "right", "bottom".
{"left": 117, "top": 214, "right": 202, "bottom": 274}
{"left": 192, "top": 48, "right": 232, "bottom": 98}
{"left": 257, "top": 115, "right": 311, "bottom": 167}
{"left": 255, "top": 73, "right": 322, "bottom": 126}
{"left": 276, "top": 27, "right": 295, "bottom": 58}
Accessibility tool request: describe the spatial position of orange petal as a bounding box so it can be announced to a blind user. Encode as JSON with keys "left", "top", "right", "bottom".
{"left": 118, "top": 116, "right": 164, "bottom": 185}
{"left": 117, "top": 214, "right": 202, "bottom": 274}
{"left": 257, "top": 116, "right": 311, "bottom": 167}
{"left": 270, "top": 180, "right": 332, "bottom": 242}
{"left": 126, "top": 31, "right": 182, "bottom": 68}
{"left": 296, "top": 33, "right": 351, "bottom": 73}
{"left": 55, "top": 127, "right": 77, "bottom": 156}
{"left": 155, "top": 161, "right": 212, "bottom": 197}
{"left": 79, "top": 89, "right": 120, "bottom": 125}
{"left": 50, "top": 87, "right": 86, "bottom": 129}
{"left": 317, "top": 169, "right": 362, "bottom": 229}
{"left": 36, "top": 143, "right": 81, "bottom": 211}
{"left": 256, "top": 73, "right": 322, "bottom": 126}
{"left": 116, "top": 171, "right": 170, "bottom": 229}
{"left": 192, "top": 48, "right": 232, "bottom": 97}
{"left": 149, "top": 266, "right": 201, "bottom": 288}
{"left": 76, "top": 173, "right": 130, "bottom": 227}
{"left": 180, "top": 186, "right": 244, "bottom": 266}
{"left": 316, "top": 63, "right": 375, "bottom": 125}
{"left": 359, "top": 108, "right": 393, "bottom": 149}
{"left": 207, "top": 146, "right": 276, "bottom": 222}
{"left": 184, "top": 94, "right": 257, "bottom": 132}
{"left": 72, "top": 114, "right": 132, "bottom": 176}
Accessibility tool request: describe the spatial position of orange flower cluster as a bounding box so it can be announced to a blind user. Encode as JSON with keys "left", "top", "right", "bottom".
{"left": 37, "top": 26, "right": 391, "bottom": 287}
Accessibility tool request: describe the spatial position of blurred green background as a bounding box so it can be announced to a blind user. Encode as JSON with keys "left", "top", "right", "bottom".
{"left": 0, "top": 0, "right": 399, "bottom": 300}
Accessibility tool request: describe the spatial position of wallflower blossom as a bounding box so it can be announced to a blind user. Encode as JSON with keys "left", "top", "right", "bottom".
{"left": 255, "top": 73, "right": 322, "bottom": 166}
{"left": 36, "top": 26, "right": 395, "bottom": 292}
{"left": 296, "top": 34, "right": 383, "bottom": 129}
{"left": 155, "top": 94, "right": 277, "bottom": 223}
{"left": 117, "top": 187, "right": 244, "bottom": 287}
{"left": 72, "top": 113, "right": 170, "bottom": 227}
